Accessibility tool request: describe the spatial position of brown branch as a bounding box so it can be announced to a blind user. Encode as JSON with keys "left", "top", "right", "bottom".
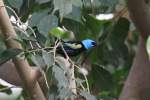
{"left": 128, "top": 0, "right": 150, "bottom": 39}
{"left": 0, "top": 61, "right": 22, "bottom": 86}
{"left": 0, "top": 61, "right": 48, "bottom": 95}
{"left": 119, "top": 0, "right": 150, "bottom": 99}
{"left": 119, "top": 37, "right": 150, "bottom": 100}
{"left": 0, "top": 0, "right": 45, "bottom": 99}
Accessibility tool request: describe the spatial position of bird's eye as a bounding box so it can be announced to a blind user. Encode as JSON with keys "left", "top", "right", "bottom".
{"left": 92, "top": 42, "right": 96, "bottom": 46}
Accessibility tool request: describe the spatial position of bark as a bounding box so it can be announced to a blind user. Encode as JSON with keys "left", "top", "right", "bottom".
{"left": 0, "top": 61, "right": 48, "bottom": 93}
{"left": 0, "top": 0, "right": 45, "bottom": 99}
{"left": 0, "top": 61, "right": 22, "bottom": 86}
{"left": 119, "top": 0, "right": 150, "bottom": 99}
{"left": 127, "top": 0, "right": 150, "bottom": 39}
{"left": 119, "top": 37, "right": 150, "bottom": 100}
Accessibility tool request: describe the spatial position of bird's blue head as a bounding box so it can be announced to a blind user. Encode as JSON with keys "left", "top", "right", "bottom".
{"left": 81, "top": 39, "right": 97, "bottom": 50}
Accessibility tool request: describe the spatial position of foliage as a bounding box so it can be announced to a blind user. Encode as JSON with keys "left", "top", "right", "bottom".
{"left": 0, "top": 0, "right": 139, "bottom": 99}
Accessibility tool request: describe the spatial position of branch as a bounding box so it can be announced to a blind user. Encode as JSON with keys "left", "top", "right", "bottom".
{"left": 119, "top": 37, "right": 150, "bottom": 100}
{"left": 119, "top": 0, "right": 150, "bottom": 99}
{"left": 128, "top": 0, "right": 150, "bottom": 39}
{"left": 0, "top": 0, "right": 45, "bottom": 99}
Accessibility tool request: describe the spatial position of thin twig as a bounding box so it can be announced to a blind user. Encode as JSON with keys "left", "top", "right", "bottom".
{"left": 73, "top": 64, "right": 90, "bottom": 93}
{"left": 6, "top": 5, "right": 42, "bottom": 48}
{"left": 60, "top": 43, "right": 69, "bottom": 60}
{"left": 25, "top": 47, "right": 54, "bottom": 53}
{"left": 41, "top": 70, "right": 50, "bottom": 89}
{"left": 0, "top": 86, "right": 20, "bottom": 92}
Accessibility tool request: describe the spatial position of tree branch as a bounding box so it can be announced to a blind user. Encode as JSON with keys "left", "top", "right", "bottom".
{"left": 119, "top": 0, "right": 150, "bottom": 99}
{"left": 128, "top": 0, "right": 150, "bottom": 39}
{"left": 119, "top": 37, "right": 150, "bottom": 100}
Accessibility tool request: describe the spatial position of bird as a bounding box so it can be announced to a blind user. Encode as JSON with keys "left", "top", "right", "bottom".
{"left": 0, "top": 39, "right": 96, "bottom": 65}
{"left": 56, "top": 39, "right": 97, "bottom": 57}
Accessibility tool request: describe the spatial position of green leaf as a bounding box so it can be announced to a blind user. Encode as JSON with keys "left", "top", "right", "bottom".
{"left": 50, "top": 27, "right": 68, "bottom": 38}
{"left": 35, "top": 0, "right": 50, "bottom": 4}
{"left": 42, "top": 51, "right": 54, "bottom": 67}
{"left": 29, "top": 10, "right": 49, "bottom": 27}
{"left": 71, "top": 0, "right": 82, "bottom": 7}
{"left": 83, "top": 0, "right": 117, "bottom": 14}
{"left": 7, "top": 0, "right": 23, "bottom": 11}
{"left": 89, "top": 64, "right": 113, "bottom": 91}
{"left": 80, "top": 91, "right": 97, "bottom": 100}
{"left": 37, "top": 15, "right": 58, "bottom": 36}
{"left": 31, "top": 54, "right": 45, "bottom": 67}
{"left": 17, "top": 32, "right": 36, "bottom": 41}
{"left": 110, "top": 17, "right": 130, "bottom": 43}
{"left": 0, "top": 48, "right": 22, "bottom": 65}
{"left": 105, "top": 17, "right": 129, "bottom": 66}
{"left": 52, "top": 65, "right": 69, "bottom": 88}
{"left": 85, "top": 15, "right": 110, "bottom": 38}
{"left": 64, "top": 6, "right": 82, "bottom": 22}
{"left": 35, "top": 32, "right": 47, "bottom": 46}
{"left": 55, "top": 57, "right": 70, "bottom": 74}
{"left": 48, "top": 85, "right": 58, "bottom": 100}
{"left": 62, "top": 19, "right": 88, "bottom": 40}
{"left": 0, "top": 84, "right": 12, "bottom": 95}
{"left": 53, "top": 0, "right": 72, "bottom": 18}
{"left": 58, "top": 88, "right": 73, "bottom": 100}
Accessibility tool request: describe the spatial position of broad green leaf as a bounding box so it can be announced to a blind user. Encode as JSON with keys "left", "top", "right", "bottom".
{"left": 31, "top": 54, "right": 45, "bottom": 67}
{"left": 17, "top": 32, "right": 36, "bottom": 41}
{"left": 29, "top": 10, "right": 49, "bottom": 27}
{"left": 42, "top": 51, "right": 54, "bottom": 67}
{"left": 105, "top": 17, "right": 129, "bottom": 66}
{"left": 62, "top": 19, "right": 88, "bottom": 40}
{"left": 58, "top": 88, "right": 73, "bottom": 100}
{"left": 80, "top": 91, "right": 97, "bottom": 100}
{"left": 52, "top": 65, "right": 69, "bottom": 88}
{"left": 83, "top": 0, "right": 117, "bottom": 14}
{"left": 37, "top": 15, "right": 58, "bottom": 36}
{"left": 71, "top": 0, "right": 82, "bottom": 7}
{"left": 0, "top": 84, "right": 12, "bottom": 95}
{"left": 85, "top": 15, "right": 111, "bottom": 38}
{"left": 7, "top": 0, "right": 23, "bottom": 11}
{"left": 35, "top": 31, "right": 47, "bottom": 46}
{"left": 110, "top": 17, "right": 130, "bottom": 43}
{"left": 0, "top": 48, "right": 22, "bottom": 65}
{"left": 48, "top": 85, "right": 58, "bottom": 100}
{"left": 53, "top": 0, "right": 72, "bottom": 18}
{"left": 64, "top": 6, "right": 82, "bottom": 22}
{"left": 35, "top": 0, "right": 50, "bottom": 4}
{"left": 50, "top": 27, "right": 68, "bottom": 38}
{"left": 89, "top": 64, "right": 113, "bottom": 91}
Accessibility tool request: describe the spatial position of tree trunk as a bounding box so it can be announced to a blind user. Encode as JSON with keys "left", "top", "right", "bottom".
{"left": 119, "top": 37, "right": 150, "bottom": 100}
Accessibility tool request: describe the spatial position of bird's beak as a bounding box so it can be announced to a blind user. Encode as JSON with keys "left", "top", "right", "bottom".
{"left": 94, "top": 43, "right": 98, "bottom": 47}
{"left": 94, "top": 43, "right": 97, "bottom": 47}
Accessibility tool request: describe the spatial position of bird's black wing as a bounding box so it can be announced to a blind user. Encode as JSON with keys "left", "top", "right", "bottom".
{"left": 56, "top": 41, "right": 85, "bottom": 57}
